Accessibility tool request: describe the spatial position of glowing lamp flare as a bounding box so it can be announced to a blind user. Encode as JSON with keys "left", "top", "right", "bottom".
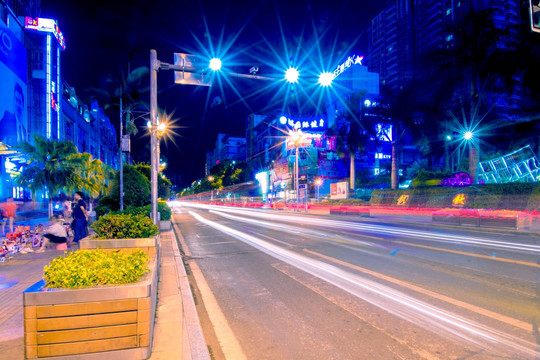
{"left": 285, "top": 67, "right": 299, "bottom": 83}
{"left": 464, "top": 131, "right": 473, "bottom": 140}
{"left": 318, "top": 72, "right": 334, "bottom": 87}
{"left": 209, "top": 58, "right": 222, "bottom": 71}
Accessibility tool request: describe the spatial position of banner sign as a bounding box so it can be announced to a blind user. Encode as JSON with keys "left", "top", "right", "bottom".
{"left": 330, "top": 181, "right": 349, "bottom": 199}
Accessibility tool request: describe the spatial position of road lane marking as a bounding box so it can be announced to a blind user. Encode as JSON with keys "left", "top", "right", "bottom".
{"left": 270, "top": 263, "right": 437, "bottom": 360}
{"left": 189, "top": 211, "right": 539, "bottom": 356}
{"left": 177, "top": 221, "right": 247, "bottom": 360}
{"left": 304, "top": 249, "right": 533, "bottom": 333}
{"left": 203, "top": 241, "right": 236, "bottom": 246}
{"left": 393, "top": 241, "right": 540, "bottom": 269}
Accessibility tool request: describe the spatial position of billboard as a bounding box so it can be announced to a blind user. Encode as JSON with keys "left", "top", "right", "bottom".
{"left": 278, "top": 115, "right": 327, "bottom": 132}
{"left": 330, "top": 182, "right": 349, "bottom": 199}
{"left": 530, "top": 0, "right": 540, "bottom": 33}
{"left": 25, "top": 17, "right": 66, "bottom": 50}
{"left": 0, "top": 20, "right": 28, "bottom": 147}
{"left": 318, "top": 150, "right": 347, "bottom": 179}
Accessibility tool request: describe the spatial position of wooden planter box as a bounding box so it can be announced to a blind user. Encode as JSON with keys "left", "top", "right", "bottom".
{"left": 159, "top": 220, "right": 171, "bottom": 231}
{"left": 79, "top": 235, "right": 159, "bottom": 257}
{"left": 23, "top": 256, "right": 158, "bottom": 359}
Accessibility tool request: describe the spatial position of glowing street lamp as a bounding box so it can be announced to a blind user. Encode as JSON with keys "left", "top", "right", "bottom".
{"left": 464, "top": 131, "right": 478, "bottom": 183}
{"left": 285, "top": 67, "right": 299, "bottom": 83}
{"left": 318, "top": 72, "right": 334, "bottom": 87}
{"left": 315, "top": 178, "right": 322, "bottom": 203}
{"left": 288, "top": 129, "right": 306, "bottom": 211}
{"left": 207, "top": 175, "right": 215, "bottom": 201}
{"left": 209, "top": 58, "right": 222, "bottom": 71}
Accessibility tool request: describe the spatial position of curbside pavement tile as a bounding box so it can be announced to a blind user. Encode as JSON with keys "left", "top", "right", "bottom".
{"left": 150, "top": 228, "right": 210, "bottom": 360}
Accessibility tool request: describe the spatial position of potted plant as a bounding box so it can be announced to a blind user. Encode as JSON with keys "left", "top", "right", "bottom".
{"left": 23, "top": 249, "right": 158, "bottom": 359}
{"left": 80, "top": 213, "right": 159, "bottom": 255}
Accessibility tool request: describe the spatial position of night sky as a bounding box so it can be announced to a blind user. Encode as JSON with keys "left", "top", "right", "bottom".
{"left": 40, "top": 0, "right": 384, "bottom": 187}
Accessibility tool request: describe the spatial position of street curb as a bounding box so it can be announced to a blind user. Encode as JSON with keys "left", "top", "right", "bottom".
{"left": 171, "top": 225, "right": 211, "bottom": 360}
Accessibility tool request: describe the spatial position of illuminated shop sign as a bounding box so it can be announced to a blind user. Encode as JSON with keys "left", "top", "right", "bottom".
{"left": 397, "top": 195, "right": 409, "bottom": 205}
{"left": 452, "top": 194, "right": 467, "bottom": 206}
{"left": 333, "top": 54, "right": 363, "bottom": 79}
{"left": 25, "top": 17, "right": 66, "bottom": 50}
{"left": 279, "top": 115, "right": 327, "bottom": 132}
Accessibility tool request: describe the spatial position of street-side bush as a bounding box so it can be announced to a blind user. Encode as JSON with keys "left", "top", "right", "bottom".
{"left": 158, "top": 201, "right": 172, "bottom": 220}
{"left": 411, "top": 170, "right": 451, "bottom": 188}
{"left": 44, "top": 249, "right": 149, "bottom": 288}
{"left": 370, "top": 183, "right": 540, "bottom": 210}
{"left": 92, "top": 214, "right": 159, "bottom": 239}
{"left": 117, "top": 201, "right": 172, "bottom": 221}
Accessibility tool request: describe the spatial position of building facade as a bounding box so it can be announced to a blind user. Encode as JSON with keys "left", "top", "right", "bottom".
{"left": 206, "top": 133, "right": 246, "bottom": 174}
{"left": 246, "top": 57, "right": 417, "bottom": 201}
{"left": 365, "top": 0, "right": 523, "bottom": 119}
{"left": 0, "top": 1, "right": 118, "bottom": 201}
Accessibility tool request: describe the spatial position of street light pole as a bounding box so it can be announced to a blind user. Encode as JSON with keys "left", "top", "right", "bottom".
{"left": 119, "top": 85, "right": 124, "bottom": 211}
{"left": 150, "top": 49, "right": 159, "bottom": 224}
{"left": 295, "top": 145, "right": 299, "bottom": 212}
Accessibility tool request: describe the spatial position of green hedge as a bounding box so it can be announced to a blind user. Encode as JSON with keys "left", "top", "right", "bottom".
{"left": 370, "top": 183, "right": 540, "bottom": 210}
{"left": 92, "top": 214, "right": 159, "bottom": 239}
{"left": 44, "top": 249, "right": 149, "bottom": 288}
{"left": 115, "top": 201, "right": 172, "bottom": 221}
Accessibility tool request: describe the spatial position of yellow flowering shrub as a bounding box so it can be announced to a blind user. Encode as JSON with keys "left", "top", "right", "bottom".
{"left": 44, "top": 249, "right": 150, "bottom": 288}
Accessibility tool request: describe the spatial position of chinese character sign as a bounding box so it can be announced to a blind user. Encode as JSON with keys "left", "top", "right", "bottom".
{"left": 279, "top": 115, "right": 327, "bottom": 132}
{"left": 452, "top": 194, "right": 467, "bottom": 207}
{"left": 396, "top": 195, "right": 409, "bottom": 205}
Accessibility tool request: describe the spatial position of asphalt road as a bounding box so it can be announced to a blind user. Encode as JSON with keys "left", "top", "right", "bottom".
{"left": 171, "top": 202, "right": 540, "bottom": 360}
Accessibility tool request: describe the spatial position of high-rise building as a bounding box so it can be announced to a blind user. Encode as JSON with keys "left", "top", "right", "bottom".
{"left": 24, "top": 16, "right": 65, "bottom": 140}
{"left": 206, "top": 134, "right": 246, "bottom": 174}
{"left": 365, "top": 0, "right": 523, "bottom": 119}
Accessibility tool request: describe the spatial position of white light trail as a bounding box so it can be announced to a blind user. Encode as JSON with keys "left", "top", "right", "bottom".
{"left": 189, "top": 211, "right": 539, "bottom": 357}
{"left": 181, "top": 203, "right": 540, "bottom": 254}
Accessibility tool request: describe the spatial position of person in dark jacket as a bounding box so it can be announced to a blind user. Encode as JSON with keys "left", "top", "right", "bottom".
{"left": 72, "top": 191, "right": 88, "bottom": 242}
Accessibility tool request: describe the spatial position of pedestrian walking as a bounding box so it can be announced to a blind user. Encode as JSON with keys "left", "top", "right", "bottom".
{"left": 63, "top": 199, "right": 72, "bottom": 219}
{"left": 0, "top": 197, "right": 17, "bottom": 234}
{"left": 72, "top": 191, "right": 88, "bottom": 243}
{"left": 36, "top": 215, "right": 68, "bottom": 252}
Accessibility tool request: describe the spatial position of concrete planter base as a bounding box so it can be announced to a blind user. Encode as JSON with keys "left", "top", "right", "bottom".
{"left": 329, "top": 207, "right": 370, "bottom": 217}
{"left": 79, "top": 236, "right": 159, "bottom": 256}
{"left": 432, "top": 214, "right": 531, "bottom": 230}
{"left": 159, "top": 220, "right": 171, "bottom": 231}
{"left": 23, "top": 257, "right": 158, "bottom": 359}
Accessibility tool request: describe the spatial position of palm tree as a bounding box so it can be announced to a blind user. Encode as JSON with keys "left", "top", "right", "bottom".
{"left": 333, "top": 93, "right": 371, "bottom": 192}
{"left": 88, "top": 66, "right": 150, "bottom": 136}
{"left": 15, "top": 135, "right": 82, "bottom": 217}
{"left": 72, "top": 153, "right": 113, "bottom": 211}
{"left": 429, "top": 9, "right": 521, "bottom": 182}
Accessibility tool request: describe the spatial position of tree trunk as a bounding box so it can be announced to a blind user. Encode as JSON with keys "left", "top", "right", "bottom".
{"left": 48, "top": 198, "right": 53, "bottom": 219}
{"left": 469, "top": 144, "right": 479, "bottom": 184}
{"left": 350, "top": 152, "right": 355, "bottom": 193}
{"left": 391, "top": 141, "right": 398, "bottom": 189}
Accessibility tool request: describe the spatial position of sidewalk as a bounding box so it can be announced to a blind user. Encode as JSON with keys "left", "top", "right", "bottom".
{"left": 0, "top": 227, "right": 208, "bottom": 360}
{"left": 0, "top": 245, "right": 78, "bottom": 360}
{"left": 150, "top": 228, "right": 209, "bottom": 360}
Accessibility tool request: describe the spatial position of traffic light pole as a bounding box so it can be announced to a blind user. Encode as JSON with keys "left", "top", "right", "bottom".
{"left": 150, "top": 50, "right": 159, "bottom": 224}
{"left": 149, "top": 49, "right": 275, "bottom": 222}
